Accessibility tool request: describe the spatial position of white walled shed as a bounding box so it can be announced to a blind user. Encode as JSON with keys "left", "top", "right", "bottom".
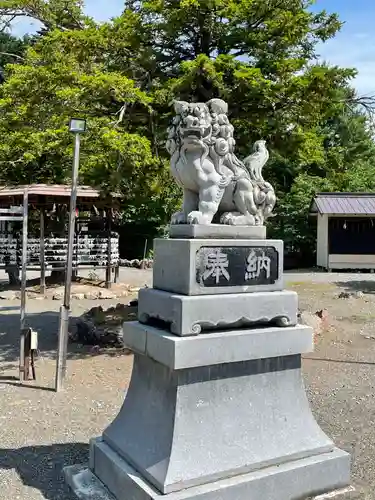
{"left": 310, "top": 192, "right": 375, "bottom": 271}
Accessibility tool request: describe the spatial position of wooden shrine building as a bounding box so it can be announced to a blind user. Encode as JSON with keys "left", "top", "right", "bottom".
{"left": 0, "top": 184, "right": 121, "bottom": 290}
{"left": 310, "top": 192, "right": 375, "bottom": 271}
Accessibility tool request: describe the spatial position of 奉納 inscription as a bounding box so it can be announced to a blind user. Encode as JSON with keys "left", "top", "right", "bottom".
{"left": 202, "top": 249, "right": 230, "bottom": 284}
{"left": 196, "top": 246, "right": 279, "bottom": 287}
{"left": 245, "top": 249, "right": 271, "bottom": 280}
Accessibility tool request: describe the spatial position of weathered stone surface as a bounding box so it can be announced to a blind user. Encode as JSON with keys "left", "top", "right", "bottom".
{"left": 102, "top": 352, "right": 340, "bottom": 494}
{"left": 123, "top": 322, "right": 313, "bottom": 369}
{"left": 64, "top": 170, "right": 349, "bottom": 500}
{"left": 89, "top": 445, "right": 349, "bottom": 500}
{"left": 167, "top": 99, "right": 276, "bottom": 226}
{"left": 70, "top": 317, "right": 124, "bottom": 347}
{"left": 311, "top": 486, "right": 357, "bottom": 499}
{"left": 138, "top": 288, "right": 298, "bottom": 335}
{"left": 65, "top": 447, "right": 351, "bottom": 500}
{"left": 153, "top": 238, "right": 283, "bottom": 296}
{"left": 65, "top": 446, "right": 351, "bottom": 500}
{"left": 69, "top": 303, "right": 138, "bottom": 347}
{"left": 64, "top": 464, "right": 114, "bottom": 500}
{"left": 169, "top": 224, "right": 266, "bottom": 240}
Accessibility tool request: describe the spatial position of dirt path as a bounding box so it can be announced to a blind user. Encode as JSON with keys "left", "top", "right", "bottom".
{"left": 0, "top": 276, "right": 374, "bottom": 498}
{"left": 295, "top": 281, "right": 375, "bottom": 499}
{"left": 0, "top": 298, "right": 133, "bottom": 500}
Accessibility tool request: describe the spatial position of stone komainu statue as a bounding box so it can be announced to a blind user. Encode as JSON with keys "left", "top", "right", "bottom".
{"left": 166, "top": 99, "right": 276, "bottom": 226}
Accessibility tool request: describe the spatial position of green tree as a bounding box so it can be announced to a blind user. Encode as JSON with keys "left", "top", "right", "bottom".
{"left": 118, "top": 0, "right": 370, "bottom": 254}
{"left": 119, "top": 1, "right": 353, "bottom": 156}
{"left": 0, "top": 0, "right": 87, "bottom": 31}
{"left": 0, "top": 22, "right": 180, "bottom": 230}
{"left": 0, "top": 0, "right": 374, "bottom": 253}
{"left": 270, "top": 103, "right": 375, "bottom": 261}
{"left": 0, "top": 32, "right": 30, "bottom": 81}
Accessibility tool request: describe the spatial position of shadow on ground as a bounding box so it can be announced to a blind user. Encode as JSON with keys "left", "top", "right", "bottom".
{"left": 0, "top": 442, "right": 88, "bottom": 500}
{"left": 0, "top": 311, "right": 128, "bottom": 370}
{"left": 335, "top": 280, "right": 375, "bottom": 294}
{"left": 0, "top": 275, "right": 112, "bottom": 293}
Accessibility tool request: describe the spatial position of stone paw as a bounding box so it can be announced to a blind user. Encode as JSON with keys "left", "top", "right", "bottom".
{"left": 220, "top": 212, "right": 256, "bottom": 226}
{"left": 220, "top": 212, "right": 241, "bottom": 225}
{"left": 171, "top": 211, "right": 187, "bottom": 224}
{"left": 187, "top": 211, "right": 212, "bottom": 225}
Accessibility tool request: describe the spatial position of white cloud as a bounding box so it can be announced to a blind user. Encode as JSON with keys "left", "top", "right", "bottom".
{"left": 317, "top": 23, "right": 375, "bottom": 97}
{"left": 7, "top": 0, "right": 124, "bottom": 37}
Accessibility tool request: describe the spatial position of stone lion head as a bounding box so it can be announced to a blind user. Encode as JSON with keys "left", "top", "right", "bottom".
{"left": 166, "top": 98, "right": 239, "bottom": 165}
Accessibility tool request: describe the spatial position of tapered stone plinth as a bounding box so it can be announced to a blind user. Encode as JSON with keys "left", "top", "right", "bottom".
{"left": 64, "top": 231, "right": 351, "bottom": 500}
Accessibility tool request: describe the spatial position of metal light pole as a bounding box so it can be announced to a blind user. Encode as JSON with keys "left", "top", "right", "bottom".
{"left": 55, "top": 118, "right": 86, "bottom": 392}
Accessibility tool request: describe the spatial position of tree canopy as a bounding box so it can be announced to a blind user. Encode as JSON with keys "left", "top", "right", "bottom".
{"left": 0, "top": 0, "right": 374, "bottom": 257}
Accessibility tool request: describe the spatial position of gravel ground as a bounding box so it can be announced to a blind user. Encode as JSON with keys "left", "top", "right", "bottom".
{"left": 0, "top": 298, "right": 132, "bottom": 500}
{"left": 0, "top": 268, "right": 153, "bottom": 290}
{"left": 0, "top": 272, "right": 375, "bottom": 498}
{"left": 295, "top": 279, "right": 375, "bottom": 500}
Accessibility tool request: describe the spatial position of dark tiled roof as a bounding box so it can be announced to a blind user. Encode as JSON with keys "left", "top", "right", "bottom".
{"left": 311, "top": 192, "right": 375, "bottom": 215}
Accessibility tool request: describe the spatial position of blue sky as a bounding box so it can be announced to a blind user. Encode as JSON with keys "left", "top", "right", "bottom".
{"left": 311, "top": 0, "right": 375, "bottom": 96}
{"left": 9, "top": 0, "right": 375, "bottom": 97}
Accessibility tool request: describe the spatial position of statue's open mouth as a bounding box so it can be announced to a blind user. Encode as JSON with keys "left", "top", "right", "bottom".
{"left": 183, "top": 127, "right": 211, "bottom": 139}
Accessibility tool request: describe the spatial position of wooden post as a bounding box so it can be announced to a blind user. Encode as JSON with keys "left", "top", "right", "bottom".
{"left": 141, "top": 238, "right": 148, "bottom": 269}
{"left": 40, "top": 207, "right": 46, "bottom": 295}
{"left": 105, "top": 210, "right": 112, "bottom": 289}
{"left": 24, "top": 328, "right": 31, "bottom": 380}
{"left": 114, "top": 264, "right": 120, "bottom": 283}
{"left": 19, "top": 189, "right": 28, "bottom": 381}
{"left": 20, "top": 328, "right": 32, "bottom": 381}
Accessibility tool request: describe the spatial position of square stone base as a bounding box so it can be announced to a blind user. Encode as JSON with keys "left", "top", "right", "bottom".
{"left": 311, "top": 486, "right": 357, "bottom": 499}
{"left": 153, "top": 238, "right": 284, "bottom": 295}
{"left": 138, "top": 288, "right": 298, "bottom": 336}
{"left": 64, "top": 442, "right": 350, "bottom": 500}
{"left": 169, "top": 224, "right": 266, "bottom": 240}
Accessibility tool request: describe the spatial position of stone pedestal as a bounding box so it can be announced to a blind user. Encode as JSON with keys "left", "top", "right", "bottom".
{"left": 64, "top": 226, "right": 351, "bottom": 500}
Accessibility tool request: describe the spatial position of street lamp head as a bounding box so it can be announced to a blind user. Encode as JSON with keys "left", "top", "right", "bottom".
{"left": 69, "top": 118, "right": 87, "bottom": 133}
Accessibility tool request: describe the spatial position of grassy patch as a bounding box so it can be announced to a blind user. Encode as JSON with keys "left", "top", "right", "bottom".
{"left": 286, "top": 281, "right": 336, "bottom": 291}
